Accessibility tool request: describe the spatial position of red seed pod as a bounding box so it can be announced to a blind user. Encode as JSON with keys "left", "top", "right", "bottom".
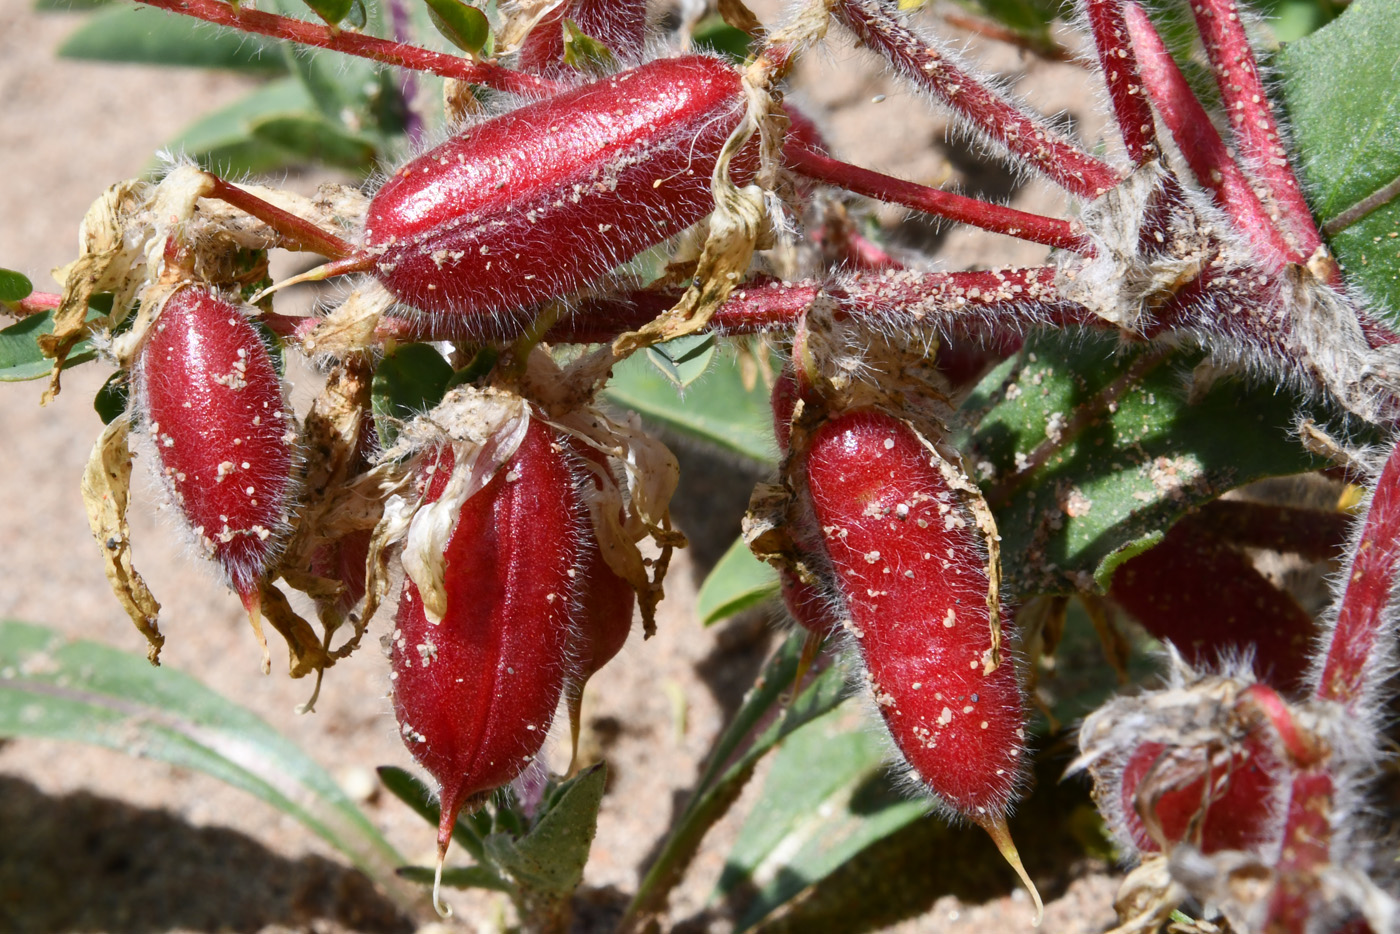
{"left": 798, "top": 409, "right": 1027, "bottom": 817}
{"left": 390, "top": 418, "right": 580, "bottom": 868}
{"left": 135, "top": 287, "right": 294, "bottom": 606}
{"left": 1118, "top": 731, "right": 1282, "bottom": 854}
{"left": 363, "top": 55, "right": 751, "bottom": 326}
{"left": 1110, "top": 520, "right": 1317, "bottom": 691}
{"left": 562, "top": 442, "right": 636, "bottom": 770}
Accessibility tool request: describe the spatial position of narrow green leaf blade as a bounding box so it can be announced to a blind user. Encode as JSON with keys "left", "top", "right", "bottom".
{"left": 59, "top": 4, "right": 286, "bottom": 71}
{"left": 646, "top": 334, "right": 718, "bottom": 388}
{"left": 375, "top": 766, "right": 488, "bottom": 861}
{"left": 605, "top": 349, "right": 777, "bottom": 465}
{"left": 697, "top": 537, "right": 779, "bottom": 626}
{"left": 0, "top": 621, "right": 406, "bottom": 898}
{"left": 1277, "top": 0, "right": 1400, "bottom": 321}
{"left": 625, "top": 633, "right": 855, "bottom": 924}
{"left": 249, "top": 114, "right": 379, "bottom": 171}
{"left": 0, "top": 310, "right": 99, "bottom": 382}
{"left": 162, "top": 78, "right": 319, "bottom": 176}
{"left": 716, "top": 704, "right": 928, "bottom": 931}
{"left": 485, "top": 765, "right": 607, "bottom": 896}
{"left": 94, "top": 372, "right": 129, "bottom": 425}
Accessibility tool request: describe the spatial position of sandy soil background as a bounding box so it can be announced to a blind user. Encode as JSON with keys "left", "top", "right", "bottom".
{"left": 0, "top": 2, "right": 1126, "bottom": 931}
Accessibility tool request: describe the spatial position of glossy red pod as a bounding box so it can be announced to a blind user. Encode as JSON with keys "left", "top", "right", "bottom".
{"left": 798, "top": 409, "right": 1027, "bottom": 817}
{"left": 363, "top": 55, "right": 750, "bottom": 326}
{"left": 569, "top": 444, "right": 635, "bottom": 684}
{"left": 390, "top": 418, "right": 580, "bottom": 857}
{"left": 135, "top": 287, "right": 294, "bottom": 604}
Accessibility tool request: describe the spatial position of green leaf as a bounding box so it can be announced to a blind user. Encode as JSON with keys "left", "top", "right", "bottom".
{"left": 0, "top": 267, "right": 33, "bottom": 303}
{"left": 690, "top": 14, "right": 754, "bottom": 62}
{"left": 0, "top": 620, "right": 408, "bottom": 899}
{"left": 624, "top": 632, "right": 855, "bottom": 926}
{"left": 423, "top": 0, "right": 489, "bottom": 54}
{"left": 58, "top": 5, "right": 286, "bottom": 72}
{"left": 605, "top": 348, "right": 778, "bottom": 465}
{"left": 94, "top": 372, "right": 129, "bottom": 425}
{"left": 697, "top": 537, "right": 779, "bottom": 626}
{"left": 646, "top": 333, "right": 718, "bottom": 388}
{"left": 396, "top": 864, "right": 515, "bottom": 892}
{"left": 302, "top": 0, "right": 353, "bottom": 26}
{"left": 250, "top": 114, "right": 379, "bottom": 171}
{"left": 964, "top": 331, "right": 1335, "bottom": 595}
{"left": 561, "top": 18, "right": 617, "bottom": 71}
{"left": 956, "top": 0, "right": 1057, "bottom": 44}
{"left": 484, "top": 765, "right": 607, "bottom": 896}
{"left": 715, "top": 703, "right": 928, "bottom": 931}
{"left": 1277, "top": 0, "right": 1400, "bottom": 322}
{"left": 34, "top": 0, "right": 114, "bottom": 11}
{"left": 162, "top": 78, "right": 321, "bottom": 176}
{"left": 0, "top": 309, "right": 100, "bottom": 382}
{"left": 371, "top": 343, "right": 454, "bottom": 446}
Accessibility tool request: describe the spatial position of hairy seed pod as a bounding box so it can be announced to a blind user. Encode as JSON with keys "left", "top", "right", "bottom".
{"left": 563, "top": 443, "right": 636, "bottom": 770}
{"left": 390, "top": 418, "right": 580, "bottom": 869}
{"left": 363, "top": 55, "right": 750, "bottom": 326}
{"left": 135, "top": 287, "right": 294, "bottom": 606}
{"left": 1118, "top": 731, "right": 1282, "bottom": 854}
{"left": 799, "top": 409, "right": 1027, "bottom": 817}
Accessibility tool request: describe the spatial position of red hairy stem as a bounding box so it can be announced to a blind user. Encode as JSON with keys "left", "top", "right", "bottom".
{"left": 1123, "top": 3, "right": 1301, "bottom": 268}
{"left": 3, "top": 291, "right": 62, "bottom": 316}
{"left": 1313, "top": 436, "right": 1400, "bottom": 706}
{"left": 518, "top": 0, "right": 649, "bottom": 74}
{"left": 1188, "top": 0, "right": 1327, "bottom": 263}
{"left": 1262, "top": 769, "right": 1334, "bottom": 934}
{"left": 835, "top": 0, "right": 1121, "bottom": 199}
{"left": 784, "top": 144, "right": 1090, "bottom": 254}
{"left": 135, "top": 0, "right": 561, "bottom": 96}
{"left": 1083, "top": 0, "right": 1158, "bottom": 166}
{"left": 206, "top": 176, "right": 356, "bottom": 260}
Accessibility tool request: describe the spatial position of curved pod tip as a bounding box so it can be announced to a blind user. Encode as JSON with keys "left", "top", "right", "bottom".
{"left": 975, "top": 814, "right": 1043, "bottom": 926}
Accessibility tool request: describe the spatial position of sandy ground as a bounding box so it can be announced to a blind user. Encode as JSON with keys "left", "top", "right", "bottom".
{"left": 0, "top": 2, "right": 1125, "bottom": 932}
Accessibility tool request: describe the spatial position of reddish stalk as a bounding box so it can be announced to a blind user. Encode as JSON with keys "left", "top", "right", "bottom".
{"left": 1313, "top": 436, "right": 1400, "bottom": 707}
{"left": 1123, "top": 3, "right": 1301, "bottom": 269}
{"left": 940, "top": 10, "right": 1079, "bottom": 65}
{"left": 785, "top": 144, "right": 1089, "bottom": 254}
{"left": 135, "top": 0, "right": 562, "bottom": 96}
{"left": 1189, "top": 0, "right": 1326, "bottom": 263}
{"left": 1083, "top": 0, "right": 1158, "bottom": 166}
{"left": 265, "top": 269, "right": 1096, "bottom": 346}
{"left": 836, "top": 0, "right": 1121, "bottom": 200}
{"left": 1262, "top": 769, "right": 1334, "bottom": 934}
{"left": 2, "top": 291, "right": 62, "bottom": 317}
{"left": 206, "top": 176, "right": 356, "bottom": 259}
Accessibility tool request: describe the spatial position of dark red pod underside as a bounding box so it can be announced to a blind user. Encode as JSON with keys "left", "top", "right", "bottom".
{"left": 364, "top": 54, "right": 749, "bottom": 324}
{"left": 1110, "top": 521, "right": 1317, "bottom": 691}
{"left": 802, "top": 409, "right": 1026, "bottom": 815}
{"left": 137, "top": 288, "right": 293, "bottom": 598}
{"left": 569, "top": 444, "right": 634, "bottom": 681}
{"left": 391, "top": 420, "right": 580, "bottom": 842}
